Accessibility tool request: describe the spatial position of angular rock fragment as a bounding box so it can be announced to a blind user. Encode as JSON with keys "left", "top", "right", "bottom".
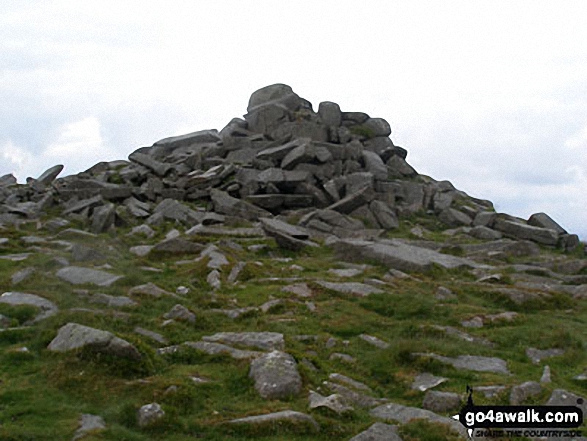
{"left": 48, "top": 322, "right": 141, "bottom": 360}
{"left": 56, "top": 266, "right": 123, "bottom": 287}
{"left": 249, "top": 350, "right": 302, "bottom": 400}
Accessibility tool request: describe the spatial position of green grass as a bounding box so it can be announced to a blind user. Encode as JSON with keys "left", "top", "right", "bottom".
{"left": 0, "top": 217, "right": 586, "bottom": 440}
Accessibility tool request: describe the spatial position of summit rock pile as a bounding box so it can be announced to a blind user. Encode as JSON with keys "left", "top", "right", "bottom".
{"left": 0, "top": 84, "right": 586, "bottom": 440}
{"left": 0, "top": 83, "right": 580, "bottom": 254}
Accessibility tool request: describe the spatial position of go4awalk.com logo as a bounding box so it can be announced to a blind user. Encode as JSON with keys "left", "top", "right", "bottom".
{"left": 452, "top": 386, "right": 584, "bottom": 439}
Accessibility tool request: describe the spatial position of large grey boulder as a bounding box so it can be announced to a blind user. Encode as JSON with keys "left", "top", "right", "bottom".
{"left": 35, "top": 164, "right": 64, "bottom": 186}
{"left": 249, "top": 350, "right": 302, "bottom": 400}
{"left": 247, "top": 84, "right": 303, "bottom": 113}
{"left": 493, "top": 218, "right": 559, "bottom": 246}
{"left": 528, "top": 212, "right": 566, "bottom": 234}
{"left": 56, "top": 266, "right": 123, "bottom": 287}
{"left": 152, "top": 237, "right": 204, "bottom": 255}
{"left": 363, "top": 118, "right": 391, "bottom": 137}
{"left": 0, "top": 173, "right": 17, "bottom": 186}
{"left": 48, "top": 323, "right": 141, "bottom": 360}
{"left": 370, "top": 201, "right": 399, "bottom": 230}
{"left": 318, "top": 101, "right": 342, "bottom": 127}
{"left": 371, "top": 402, "right": 467, "bottom": 438}
{"left": 438, "top": 208, "right": 472, "bottom": 227}
{"left": 0, "top": 292, "right": 58, "bottom": 322}
{"left": 362, "top": 150, "right": 388, "bottom": 180}
{"left": 91, "top": 203, "right": 116, "bottom": 234}
{"left": 260, "top": 218, "right": 309, "bottom": 240}
{"left": 349, "top": 423, "right": 403, "bottom": 441}
{"left": 203, "top": 332, "right": 284, "bottom": 351}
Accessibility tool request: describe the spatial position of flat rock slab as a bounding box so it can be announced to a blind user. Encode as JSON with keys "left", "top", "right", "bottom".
{"left": 0, "top": 292, "right": 58, "bottom": 322}
{"left": 48, "top": 322, "right": 141, "bottom": 360}
{"left": 411, "top": 373, "right": 448, "bottom": 391}
{"left": 414, "top": 352, "right": 510, "bottom": 375}
{"left": 56, "top": 266, "right": 123, "bottom": 287}
{"left": 249, "top": 350, "right": 302, "bottom": 400}
{"left": 229, "top": 410, "right": 319, "bottom": 432}
{"left": 371, "top": 402, "right": 467, "bottom": 438}
{"left": 331, "top": 238, "right": 488, "bottom": 273}
{"left": 158, "top": 341, "right": 261, "bottom": 360}
{"left": 128, "top": 283, "right": 175, "bottom": 298}
{"left": 316, "top": 281, "right": 383, "bottom": 297}
{"left": 526, "top": 347, "right": 564, "bottom": 364}
{"left": 259, "top": 217, "right": 309, "bottom": 239}
{"left": 349, "top": 422, "right": 403, "bottom": 441}
{"left": 203, "top": 332, "right": 284, "bottom": 351}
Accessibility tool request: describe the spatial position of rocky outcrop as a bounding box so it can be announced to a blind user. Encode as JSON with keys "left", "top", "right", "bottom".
{"left": 0, "top": 84, "right": 576, "bottom": 257}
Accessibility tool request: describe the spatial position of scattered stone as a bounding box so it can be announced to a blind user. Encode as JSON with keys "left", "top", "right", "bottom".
{"left": 71, "top": 243, "right": 106, "bottom": 262}
{"left": 89, "top": 293, "right": 137, "bottom": 308}
{"left": 411, "top": 373, "right": 448, "bottom": 392}
{"left": 282, "top": 283, "right": 312, "bottom": 298}
{"left": 203, "top": 332, "right": 284, "bottom": 351}
{"left": 129, "top": 245, "right": 153, "bottom": 256}
{"left": 210, "top": 307, "right": 258, "bottom": 319}
{"left": 324, "top": 381, "right": 387, "bottom": 408}
{"left": 435, "top": 286, "right": 456, "bottom": 300}
{"left": 332, "top": 238, "right": 488, "bottom": 273}
{"left": 207, "top": 270, "right": 221, "bottom": 290}
{"left": 316, "top": 281, "right": 383, "bottom": 297}
{"left": 0, "top": 292, "right": 58, "bottom": 322}
{"left": 134, "top": 327, "right": 167, "bottom": 344}
{"left": 163, "top": 304, "right": 196, "bottom": 323}
{"left": 328, "top": 268, "right": 364, "bottom": 278}
{"left": 461, "top": 316, "right": 484, "bottom": 328}
{"left": 526, "top": 347, "right": 564, "bottom": 364}
{"left": 541, "top": 365, "right": 552, "bottom": 383}
{"left": 56, "top": 266, "right": 123, "bottom": 287}
{"left": 152, "top": 238, "right": 203, "bottom": 255}
{"left": 48, "top": 323, "right": 141, "bottom": 360}
{"left": 176, "top": 286, "right": 190, "bottom": 295}
{"left": 510, "top": 381, "right": 542, "bottom": 405}
{"left": 349, "top": 423, "right": 403, "bottom": 441}
{"left": 229, "top": 410, "right": 319, "bottom": 432}
{"left": 72, "top": 414, "right": 106, "bottom": 440}
{"left": 360, "top": 334, "right": 390, "bottom": 349}
{"left": 129, "top": 224, "right": 155, "bottom": 238}
{"left": 11, "top": 267, "right": 35, "bottom": 285}
{"left": 371, "top": 402, "right": 467, "bottom": 438}
{"left": 249, "top": 350, "right": 302, "bottom": 399}
{"left": 422, "top": 390, "right": 461, "bottom": 413}
{"left": 475, "top": 385, "right": 506, "bottom": 398}
{"left": 330, "top": 353, "right": 356, "bottom": 363}
{"left": 137, "top": 403, "right": 165, "bottom": 428}
{"left": 329, "top": 373, "right": 373, "bottom": 392}
{"left": 308, "top": 390, "right": 352, "bottom": 414}
{"left": 414, "top": 353, "right": 510, "bottom": 374}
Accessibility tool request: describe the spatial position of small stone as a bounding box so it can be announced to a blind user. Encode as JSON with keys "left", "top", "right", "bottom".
{"left": 330, "top": 353, "right": 355, "bottom": 363}
{"left": 207, "top": 270, "right": 221, "bottom": 290}
{"left": 435, "top": 286, "right": 456, "bottom": 300}
{"left": 176, "top": 286, "right": 189, "bottom": 295}
{"left": 72, "top": 414, "right": 106, "bottom": 441}
{"left": 163, "top": 304, "right": 196, "bottom": 323}
{"left": 541, "top": 365, "right": 551, "bottom": 383}
{"left": 359, "top": 334, "right": 390, "bottom": 349}
{"left": 129, "top": 283, "right": 174, "bottom": 298}
{"left": 11, "top": 267, "right": 35, "bottom": 285}
{"left": 137, "top": 403, "right": 165, "bottom": 428}
{"left": 461, "top": 316, "right": 484, "bottom": 328}
{"left": 349, "top": 423, "right": 402, "bottom": 441}
{"left": 282, "top": 283, "right": 312, "bottom": 298}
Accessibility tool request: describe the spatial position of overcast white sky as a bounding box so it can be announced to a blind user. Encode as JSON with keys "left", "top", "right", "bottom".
{"left": 1, "top": 1, "right": 586, "bottom": 239}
